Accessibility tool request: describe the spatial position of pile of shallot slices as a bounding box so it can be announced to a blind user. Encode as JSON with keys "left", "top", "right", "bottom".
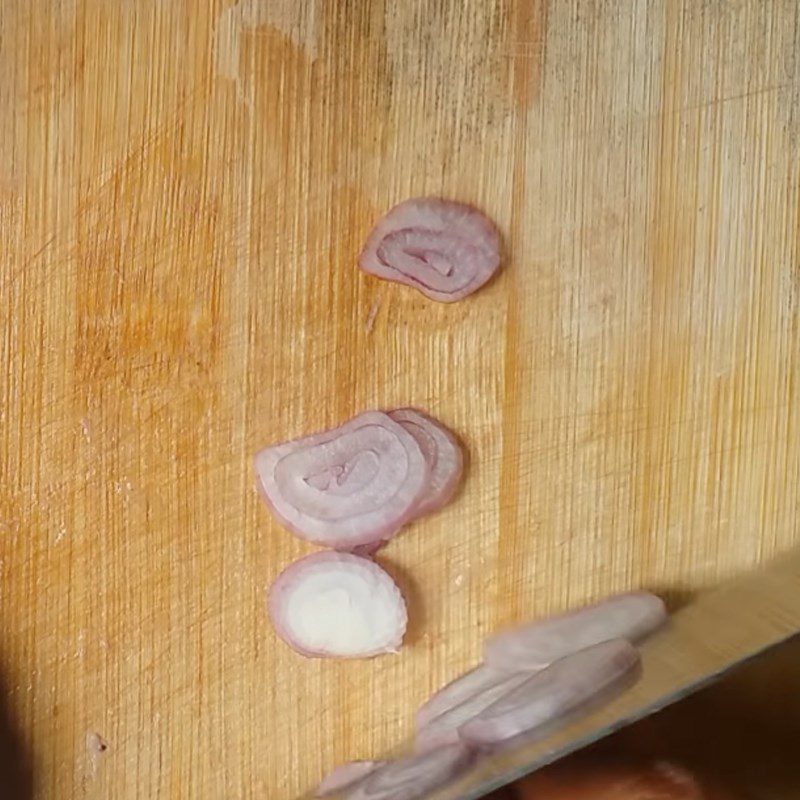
{"left": 256, "top": 196, "right": 500, "bottom": 657}
{"left": 252, "top": 199, "right": 666, "bottom": 799}
{"left": 255, "top": 409, "right": 463, "bottom": 552}
{"left": 315, "top": 592, "right": 667, "bottom": 798}
{"left": 256, "top": 408, "right": 463, "bottom": 659}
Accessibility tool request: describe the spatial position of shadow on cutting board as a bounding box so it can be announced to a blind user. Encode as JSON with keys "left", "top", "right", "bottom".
{"left": 0, "top": 662, "right": 33, "bottom": 799}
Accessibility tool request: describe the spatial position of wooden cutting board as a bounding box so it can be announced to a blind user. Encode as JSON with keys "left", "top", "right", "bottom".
{"left": 1, "top": 1, "right": 798, "bottom": 798}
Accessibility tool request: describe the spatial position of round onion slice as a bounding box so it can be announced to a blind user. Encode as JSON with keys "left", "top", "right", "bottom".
{"left": 415, "top": 670, "right": 530, "bottom": 752}
{"left": 359, "top": 198, "right": 501, "bottom": 303}
{"left": 316, "top": 761, "right": 385, "bottom": 797}
{"left": 388, "top": 409, "right": 463, "bottom": 518}
{"left": 484, "top": 592, "right": 667, "bottom": 671}
{"left": 459, "top": 639, "right": 641, "bottom": 747}
{"left": 254, "top": 411, "right": 430, "bottom": 548}
{"left": 267, "top": 552, "right": 407, "bottom": 658}
{"left": 346, "top": 744, "right": 473, "bottom": 800}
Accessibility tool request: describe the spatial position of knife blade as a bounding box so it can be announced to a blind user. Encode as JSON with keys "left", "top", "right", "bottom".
{"left": 301, "top": 547, "right": 800, "bottom": 799}
{"left": 431, "top": 547, "right": 800, "bottom": 799}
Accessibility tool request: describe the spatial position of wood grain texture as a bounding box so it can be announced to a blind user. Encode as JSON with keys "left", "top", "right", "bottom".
{"left": 0, "top": 1, "right": 798, "bottom": 798}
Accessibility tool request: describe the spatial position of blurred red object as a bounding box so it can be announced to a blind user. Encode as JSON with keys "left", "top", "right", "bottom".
{"left": 510, "top": 755, "right": 735, "bottom": 799}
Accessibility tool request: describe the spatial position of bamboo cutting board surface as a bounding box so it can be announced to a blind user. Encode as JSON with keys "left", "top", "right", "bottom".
{"left": 1, "top": 1, "right": 799, "bottom": 798}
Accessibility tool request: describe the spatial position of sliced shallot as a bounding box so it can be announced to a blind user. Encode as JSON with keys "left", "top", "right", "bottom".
{"left": 345, "top": 743, "right": 473, "bottom": 800}
{"left": 316, "top": 761, "right": 385, "bottom": 797}
{"left": 484, "top": 592, "right": 667, "bottom": 671}
{"left": 415, "top": 670, "right": 530, "bottom": 751}
{"left": 359, "top": 198, "right": 501, "bottom": 303}
{"left": 388, "top": 408, "right": 463, "bottom": 518}
{"left": 267, "top": 552, "right": 407, "bottom": 659}
{"left": 459, "top": 639, "right": 641, "bottom": 747}
{"left": 416, "top": 665, "right": 516, "bottom": 729}
{"left": 254, "top": 411, "right": 429, "bottom": 549}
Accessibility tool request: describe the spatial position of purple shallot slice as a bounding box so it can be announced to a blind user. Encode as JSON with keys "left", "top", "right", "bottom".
{"left": 388, "top": 408, "right": 463, "bottom": 519}
{"left": 359, "top": 198, "right": 501, "bottom": 303}
{"left": 484, "top": 592, "right": 667, "bottom": 671}
{"left": 460, "top": 639, "right": 641, "bottom": 747}
{"left": 415, "top": 669, "right": 530, "bottom": 751}
{"left": 345, "top": 744, "right": 473, "bottom": 800}
{"left": 255, "top": 411, "right": 429, "bottom": 550}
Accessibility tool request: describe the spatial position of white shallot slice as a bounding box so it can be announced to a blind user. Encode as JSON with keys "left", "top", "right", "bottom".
{"left": 484, "top": 592, "right": 666, "bottom": 671}
{"left": 359, "top": 198, "right": 501, "bottom": 303}
{"left": 316, "top": 761, "right": 385, "bottom": 797}
{"left": 267, "top": 552, "right": 407, "bottom": 659}
{"left": 345, "top": 743, "right": 473, "bottom": 800}
{"left": 254, "top": 411, "right": 429, "bottom": 549}
{"left": 388, "top": 408, "right": 463, "bottom": 518}
{"left": 415, "top": 670, "right": 530, "bottom": 752}
{"left": 459, "top": 639, "right": 641, "bottom": 747}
